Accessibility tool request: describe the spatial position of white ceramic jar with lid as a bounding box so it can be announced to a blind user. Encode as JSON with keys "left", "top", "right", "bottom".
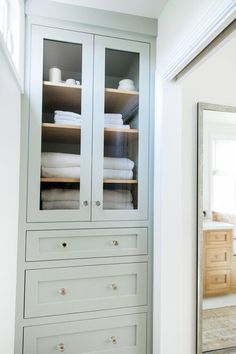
{"left": 49, "top": 67, "right": 61, "bottom": 83}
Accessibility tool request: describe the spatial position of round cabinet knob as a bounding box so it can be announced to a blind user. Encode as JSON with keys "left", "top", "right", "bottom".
{"left": 112, "top": 240, "right": 119, "bottom": 246}
{"left": 57, "top": 343, "right": 65, "bottom": 352}
{"left": 58, "top": 288, "right": 67, "bottom": 296}
{"left": 61, "top": 242, "right": 68, "bottom": 248}
{"left": 83, "top": 200, "right": 89, "bottom": 207}
{"left": 96, "top": 201, "right": 101, "bottom": 206}
{"left": 110, "top": 336, "right": 117, "bottom": 345}
{"left": 110, "top": 283, "right": 118, "bottom": 291}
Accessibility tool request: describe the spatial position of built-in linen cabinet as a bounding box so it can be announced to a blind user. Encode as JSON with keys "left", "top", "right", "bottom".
{"left": 19, "top": 6, "right": 154, "bottom": 354}
{"left": 27, "top": 25, "right": 149, "bottom": 222}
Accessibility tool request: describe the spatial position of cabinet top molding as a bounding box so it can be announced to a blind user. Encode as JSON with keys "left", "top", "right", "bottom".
{"left": 25, "top": 0, "right": 157, "bottom": 38}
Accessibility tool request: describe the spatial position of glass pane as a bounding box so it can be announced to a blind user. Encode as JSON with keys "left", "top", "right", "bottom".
{"left": 40, "top": 39, "right": 82, "bottom": 210}
{"left": 103, "top": 49, "right": 139, "bottom": 210}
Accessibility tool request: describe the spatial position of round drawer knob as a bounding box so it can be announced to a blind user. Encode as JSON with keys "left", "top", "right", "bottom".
{"left": 61, "top": 242, "right": 68, "bottom": 248}
{"left": 58, "top": 288, "right": 67, "bottom": 296}
{"left": 110, "top": 336, "right": 117, "bottom": 345}
{"left": 110, "top": 283, "right": 118, "bottom": 290}
{"left": 57, "top": 343, "right": 65, "bottom": 352}
{"left": 96, "top": 201, "right": 101, "bottom": 206}
{"left": 112, "top": 240, "right": 119, "bottom": 246}
{"left": 83, "top": 200, "right": 89, "bottom": 207}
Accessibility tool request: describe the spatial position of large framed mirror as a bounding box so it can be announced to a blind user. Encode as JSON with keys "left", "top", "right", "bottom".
{"left": 198, "top": 103, "right": 236, "bottom": 354}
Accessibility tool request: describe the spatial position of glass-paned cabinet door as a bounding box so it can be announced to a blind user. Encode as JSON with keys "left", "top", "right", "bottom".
{"left": 27, "top": 26, "right": 93, "bottom": 222}
{"left": 92, "top": 36, "right": 150, "bottom": 220}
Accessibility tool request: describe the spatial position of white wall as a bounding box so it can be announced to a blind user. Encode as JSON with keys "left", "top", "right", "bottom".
{"left": 0, "top": 47, "right": 21, "bottom": 353}
{"left": 154, "top": 1, "right": 236, "bottom": 354}
{"left": 180, "top": 33, "right": 236, "bottom": 353}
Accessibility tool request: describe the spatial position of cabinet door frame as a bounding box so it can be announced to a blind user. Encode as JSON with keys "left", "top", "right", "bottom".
{"left": 27, "top": 25, "right": 94, "bottom": 222}
{"left": 92, "top": 35, "right": 150, "bottom": 221}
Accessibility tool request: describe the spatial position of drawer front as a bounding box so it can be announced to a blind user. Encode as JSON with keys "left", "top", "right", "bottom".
{"left": 25, "top": 263, "right": 147, "bottom": 318}
{"left": 26, "top": 228, "right": 148, "bottom": 261}
{"left": 205, "top": 230, "right": 231, "bottom": 246}
{"left": 205, "top": 247, "right": 231, "bottom": 268}
{"left": 24, "top": 313, "right": 146, "bottom": 354}
{"left": 205, "top": 269, "right": 231, "bottom": 291}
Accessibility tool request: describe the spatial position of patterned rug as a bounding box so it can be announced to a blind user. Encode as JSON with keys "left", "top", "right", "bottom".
{"left": 203, "top": 306, "right": 236, "bottom": 352}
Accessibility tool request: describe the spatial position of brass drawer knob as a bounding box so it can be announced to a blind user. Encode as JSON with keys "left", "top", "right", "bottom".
{"left": 58, "top": 288, "right": 67, "bottom": 296}
{"left": 83, "top": 200, "right": 88, "bottom": 207}
{"left": 110, "top": 336, "right": 117, "bottom": 344}
{"left": 57, "top": 343, "right": 65, "bottom": 352}
{"left": 112, "top": 240, "right": 119, "bottom": 246}
{"left": 96, "top": 201, "right": 101, "bottom": 206}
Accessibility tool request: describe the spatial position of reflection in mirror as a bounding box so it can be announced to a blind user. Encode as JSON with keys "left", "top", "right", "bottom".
{"left": 198, "top": 103, "right": 236, "bottom": 354}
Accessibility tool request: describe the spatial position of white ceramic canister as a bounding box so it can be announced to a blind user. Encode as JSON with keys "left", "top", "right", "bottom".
{"left": 49, "top": 67, "right": 61, "bottom": 83}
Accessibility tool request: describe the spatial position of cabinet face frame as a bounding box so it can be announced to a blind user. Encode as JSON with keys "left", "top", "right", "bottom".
{"left": 27, "top": 25, "right": 94, "bottom": 222}
{"left": 92, "top": 36, "right": 150, "bottom": 221}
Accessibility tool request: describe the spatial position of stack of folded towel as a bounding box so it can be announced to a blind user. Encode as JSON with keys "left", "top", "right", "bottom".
{"left": 41, "top": 188, "right": 80, "bottom": 210}
{"left": 41, "top": 153, "right": 134, "bottom": 180}
{"left": 103, "top": 156, "right": 134, "bottom": 180}
{"left": 54, "top": 110, "right": 82, "bottom": 125}
{"left": 103, "top": 189, "right": 134, "bottom": 209}
{"left": 41, "top": 188, "right": 133, "bottom": 210}
{"left": 41, "top": 152, "right": 81, "bottom": 178}
{"left": 104, "top": 113, "right": 130, "bottom": 129}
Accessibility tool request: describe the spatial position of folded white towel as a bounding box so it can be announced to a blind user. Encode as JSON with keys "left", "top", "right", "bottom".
{"left": 105, "top": 114, "right": 122, "bottom": 120}
{"left": 103, "top": 202, "right": 134, "bottom": 209}
{"left": 103, "top": 169, "right": 133, "bottom": 180}
{"left": 104, "top": 157, "right": 134, "bottom": 171}
{"left": 54, "top": 114, "right": 82, "bottom": 121}
{"left": 54, "top": 110, "right": 81, "bottom": 119}
{"left": 54, "top": 119, "right": 82, "bottom": 126}
{"left": 41, "top": 189, "right": 80, "bottom": 201}
{"left": 103, "top": 189, "right": 133, "bottom": 203}
{"left": 42, "top": 200, "right": 80, "bottom": 210}
{"left": 42, "top": 167, "right": 80, "bottom": 178}
{"left": 104, "top": 124, "right": 130, "bottom": 129}
{"left": 104, "top": 118, "right": 123, "bottom": 125}
{"left": 41, "top": 153, "right": 81, "bottom": 168}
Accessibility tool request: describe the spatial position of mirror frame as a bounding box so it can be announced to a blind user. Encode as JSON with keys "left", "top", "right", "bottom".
{"left": 197, "top": 102, "right": 236, "bottom": 354}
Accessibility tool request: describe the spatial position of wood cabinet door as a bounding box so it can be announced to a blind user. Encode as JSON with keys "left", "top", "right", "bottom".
{"left": 27, "top": 25, "right": 93, "bottom": 222}
{"left": 92, "top": 36, "right": 150, "bottom": 221}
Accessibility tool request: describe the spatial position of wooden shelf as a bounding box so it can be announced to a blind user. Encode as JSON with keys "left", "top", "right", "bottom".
{"left": 43, "top": 81, "right": 81, "bottom": 112}
{"left": 103, "top": 179, "right": 137, "bottom": 184}
{"left": 42, "top": 123, "right": 138, "bottom": 144}
{"left": 41, "top": 177, "right": 137, "bottom": 184}
{"left": 105, "top": 88, "right": 139, "bottom": 115}
{"left": 41, "top": 177, "right": 80, "bottom": 183}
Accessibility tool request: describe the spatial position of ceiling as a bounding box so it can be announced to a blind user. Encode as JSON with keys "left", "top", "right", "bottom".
{"left": 50, "top": 0, "right": 168, "bottom": 18}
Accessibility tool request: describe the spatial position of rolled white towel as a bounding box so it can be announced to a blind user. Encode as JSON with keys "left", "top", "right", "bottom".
{"left": 103, "top": 202, "right": 134, "bottom": 209}
{"left": 104, "top": 124, "right": 130, "bottom": 129}
{"left": 42, "top": 200, "right": 80, "bottom": 210}
{"left": 42, "top": 166, "right": 80, "bottom": 178}
{"left": 103, "top": 169, "right": 133, "bottom": 180}
{"left": 54, "top": 110, "right": 81, "bottom": 119}
{"left": 103, "top": 189, "right": 133, "bottom": 203}
{"left": 41, "top": 153, "right": 81, "bottom": 168}
{"left": 104, "top": 157, "right": 134, "bottom": 171}
{"left": 105, "top": 114, "right": 122, "bottom": 120}
{"left": 104, "top": 118, "right": 123, "bottom": 125}
{"left": 41, "top": 188, "right": 80, "bottom": 201}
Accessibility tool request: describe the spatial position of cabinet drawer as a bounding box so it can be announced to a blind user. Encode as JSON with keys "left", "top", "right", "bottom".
{"left": 26, "top": 228, "right": 148, "bottom": 261}
{"left": 25, "top": 263, "right": 147, "bottom": 318}
{"left": 205, "top": 269, "right": 231, "bottom": 292}
{"left": 205, "top": 247, "right": 231, "bottom": 268}
{"left": 24, "top": 313, "right": 146, "bottom": 354}
{"left": 205, "top": 230, "right": 231, "bottom": 246}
